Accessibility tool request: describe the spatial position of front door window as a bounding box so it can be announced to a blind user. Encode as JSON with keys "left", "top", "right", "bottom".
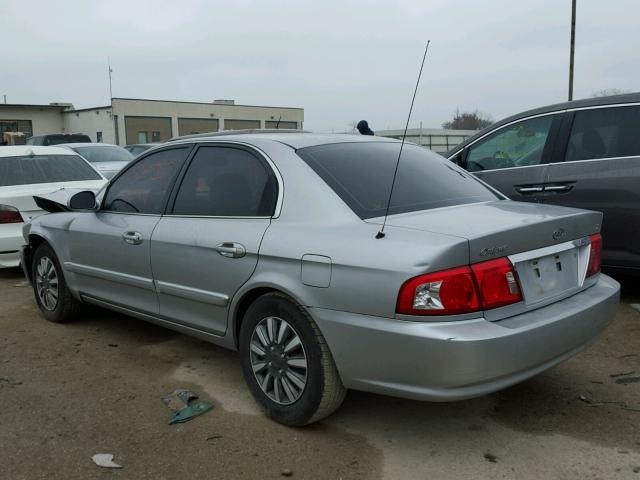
{"left": 466, "top": 115, "right": 554, "bottom": 172}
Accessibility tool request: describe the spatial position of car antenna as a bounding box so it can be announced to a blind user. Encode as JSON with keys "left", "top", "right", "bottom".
{"left": 275, "top": 116, "right": 282, "bottom": 129}
{"left": 376, "top": 41, "right": 430, "bottom": 239}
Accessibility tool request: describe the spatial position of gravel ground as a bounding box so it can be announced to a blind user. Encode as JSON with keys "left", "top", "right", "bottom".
{"left": 1, "top": 267, "right": 638, "bottom": 479}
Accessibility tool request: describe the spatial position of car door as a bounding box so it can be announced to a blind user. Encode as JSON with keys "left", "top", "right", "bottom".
{"left": 66, "top": 146, "right": 192, "bottom": 313}
{"left": 150, "top": 144, "right": 279, "bottom": 335}
{"left": 544, "top": 104, "right": 640, "bottom": 270}
{"left": 453, "top": 113, "right": 562, "bottom": 203}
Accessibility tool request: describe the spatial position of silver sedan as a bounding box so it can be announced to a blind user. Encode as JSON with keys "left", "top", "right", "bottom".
{"left": 21, "top": 132, "right": 620, "bottom": 426}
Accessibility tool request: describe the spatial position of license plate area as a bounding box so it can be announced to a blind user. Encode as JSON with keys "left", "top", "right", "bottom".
{"left": 510, "top": 239, "right": 590, "bottom": 306}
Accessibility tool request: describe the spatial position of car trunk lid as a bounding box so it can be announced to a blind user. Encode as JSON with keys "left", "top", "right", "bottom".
{"left": 368, "top": 200, "right": 603, "bottom": 318}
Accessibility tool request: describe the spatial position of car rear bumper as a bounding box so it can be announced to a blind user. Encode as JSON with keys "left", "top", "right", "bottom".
{"left": 311, "top": 274, "right": 620, "bottom": 401}
{"left": 0, "top": 224, "right": 23, "bottom": 268}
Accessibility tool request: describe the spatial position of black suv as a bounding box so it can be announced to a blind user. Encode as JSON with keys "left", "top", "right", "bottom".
{"left": 447, "top": 93, "right": 640, "bottom": 274}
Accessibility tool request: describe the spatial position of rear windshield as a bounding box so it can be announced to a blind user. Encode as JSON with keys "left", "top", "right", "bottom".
{"left": 46, "top": 135, "right": 91, "bottom": 145}
{"left": 297, "top": 142, "right": 499, "bottom": 219}
{"left": 0, "top": 154, "right": 102, "bottom": 186}
{"left": 73, "top": 146, "right": 134, "bottom": 163}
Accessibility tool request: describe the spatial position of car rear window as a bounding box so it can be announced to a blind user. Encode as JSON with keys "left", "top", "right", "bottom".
{"left": 0, "top": 154, "right": 102, "bottom": 186}
{"left": 73, "top": 146, "right": 134, "bottom": 163}
{"left": 297, "top": 142, "right": 499, "bottom": 219}
{"left": 46, "top": 134, "right": 91, "bottom": 145}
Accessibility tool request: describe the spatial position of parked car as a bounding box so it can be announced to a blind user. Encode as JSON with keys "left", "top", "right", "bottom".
{"left": 22, "top": 132, "right": 619, "bottom": 426}
{"left": 124, "top": 143, "right": 157, "bottom": 156}
{"left": 447, "top": 92, "right": 640, "bottom": 275}
{"left": 0, "top": 146, "right": 106, "bottom": 268}
{"left": 26, "top": 133, "right": 91, "bottom": 146}
{"left": 60, "top": 143, "right": 134, "bottom": 179}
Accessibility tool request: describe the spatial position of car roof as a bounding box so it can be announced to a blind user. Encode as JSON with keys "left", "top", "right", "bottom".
{"left": 448, "top": 92, "right": 640, "bottom": 156}
{"left": 169, "top": 131, "right": 402, "bottom": 149}
{"left": 0, "top": 146, "right": 78, "bottom": 158}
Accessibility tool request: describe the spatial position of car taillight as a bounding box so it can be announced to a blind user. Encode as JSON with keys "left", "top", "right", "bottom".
{"left": 586, "top": 233, "right": 602, "bottom": 277}
{"left": 397, "top": 257, "right": 522, "bottom": 316}
{"left": 0, "top": 205, "right": 23, "bottom": 224}
{"left": 470, "top": 257, "right": 522, "bottom": 310}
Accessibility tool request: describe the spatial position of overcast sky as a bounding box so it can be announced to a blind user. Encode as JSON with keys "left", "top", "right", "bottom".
{"left": 1, "top": 0, "right": 638, "bottom": 132}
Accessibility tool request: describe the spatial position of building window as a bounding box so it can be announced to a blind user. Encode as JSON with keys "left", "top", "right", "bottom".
{"left": 137, "top": 131, "right": 148, "bottom": 143}
{"left": 96, "top": 132, "right": 103, "bottom": 143}
{"left": 0, "top": 119, "right": 33, "bottom": 138}
{"left": 151, "top": 131, "right": 161, "bottom": 142}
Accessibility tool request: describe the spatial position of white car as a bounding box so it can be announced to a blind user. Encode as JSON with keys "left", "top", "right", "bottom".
{"left": 60, "top": 143, "right": 134, "bottom": 179}
{"left": 0, "top": 146, "right": 106, "bottom": 268}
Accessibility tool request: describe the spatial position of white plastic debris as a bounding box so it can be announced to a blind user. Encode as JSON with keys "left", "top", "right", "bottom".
{"left": 91, "top": 453, "right": 122, "bottom": 469}
{"left": 630, "top": 304, "right": 640, "bottom": 313}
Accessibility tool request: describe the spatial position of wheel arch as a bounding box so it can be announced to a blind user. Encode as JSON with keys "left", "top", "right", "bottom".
{"left": 230, "top": 284, "right": 309, "bottom": 350}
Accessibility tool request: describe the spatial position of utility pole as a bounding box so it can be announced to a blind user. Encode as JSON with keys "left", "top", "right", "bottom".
{"left": 108, "top": 57, "right": 114, "bottom": 103}
{"left": 2, "top": 95, "right": 6, "bottom": 104}
{"left": 568, "top": 0, "right": 576, "bottom": 101}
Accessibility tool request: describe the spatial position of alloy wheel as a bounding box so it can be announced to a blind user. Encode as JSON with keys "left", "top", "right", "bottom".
{"left": 35, "top": 256, "right": 59, "bottom": 311}
{"left": 250, "top": 316, "right": 308, "bottom": 405}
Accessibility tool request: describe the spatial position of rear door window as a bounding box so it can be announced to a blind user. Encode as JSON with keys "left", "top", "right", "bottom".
{"left": 172, "top": 146, "right": 277, "bottom": 217}
{"left": 0, "top": 154, "right": 103, "bottom": 186}
{"left": 465, "top": 115, "right": 554, "bottom": 172}
{"left": 565, "top": 105, "right": 640, "bottom": 161}
{"left": 297, "top": 142, "right": 498, "bottom": 219}
{"left": 103, "top": 147, "right": 189, "bottom": 214}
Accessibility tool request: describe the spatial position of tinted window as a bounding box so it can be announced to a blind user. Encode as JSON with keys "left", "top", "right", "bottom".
{"left": 0, "top": 154, "right": 102, "bottom": 186}
{"left": 172, "top": 146, "right": 277, "bottom": 217}
{"left": 566, "top": 105, "right": 640, "bottom": 161}
{"left": 46, "top": 134, "right": 91, "bottom": 145}
{"left": 73, "top": 145, "right": 134, "bottom": 163}
{"left": 297, "top": 142, "right": 498, "bottom": 219}
{"left": 103, "top": 147, "right": 189, "bottom": 214}
{"left": 466, "top": 115, "right": 554, "bottom": 171}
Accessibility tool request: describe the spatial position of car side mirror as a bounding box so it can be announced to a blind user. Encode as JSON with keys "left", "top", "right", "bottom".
{"left": 68, "top": 191, "right": 97, "bottom": 210}
{"left": 450, "top": 152, "right": 466, "bottom": 169}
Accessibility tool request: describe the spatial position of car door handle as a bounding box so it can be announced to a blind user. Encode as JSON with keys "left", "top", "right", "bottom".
{"left": 543, "top": 184, "right": 574, "bottom": 192}
{"left": 515, "top": 185, "right": 544, "bottom": 194}
{"left": 215, "top": 242, "right": 246, "bottom": 258}
{"left": 122, "top": 231, "right": 143, "bottom": 245}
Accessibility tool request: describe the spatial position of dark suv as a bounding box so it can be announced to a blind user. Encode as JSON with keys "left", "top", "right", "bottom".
{"left": 26, "top": 133, "right": 91, "bottom": 146}
{"left": 447, "top": 93, "right": 640, "bottom": 274}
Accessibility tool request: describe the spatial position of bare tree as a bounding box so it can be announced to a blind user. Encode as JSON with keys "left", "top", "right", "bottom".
{"left": 347, "top": 120, "right": 359, "bottom": 133}
{"left": 591, "top": 88, "right": 631, "bottom": 98}
{"left": 442, "top": 109, "right": 493, "bottom": 130}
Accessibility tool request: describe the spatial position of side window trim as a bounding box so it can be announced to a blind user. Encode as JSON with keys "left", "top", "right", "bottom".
{"left": 164, "top": 142, "right": 281, "bottom": 218}
{"left": 464, "top": 112, "right": 560, "bottom": 172}
{"left": 101, "top": 144, "right": 194, "bottom": 215}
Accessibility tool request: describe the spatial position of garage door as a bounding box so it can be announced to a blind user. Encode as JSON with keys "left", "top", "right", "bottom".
{"left": 224, "top": 119, "right": 261, "bottom": 131}
{"left": 265, "top": 121, "right": 298, "bottom": 129}
{"left": 125, "top": 116, "right": 172, "bottom": 144}
{"left": 178, "top": 118, "right": 219, "bottom": 136}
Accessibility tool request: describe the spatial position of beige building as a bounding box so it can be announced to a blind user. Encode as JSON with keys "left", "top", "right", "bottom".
{"left": 1, "top": 98, "right": 304, "bottom": 145}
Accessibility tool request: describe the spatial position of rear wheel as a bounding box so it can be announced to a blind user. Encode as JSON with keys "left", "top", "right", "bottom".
{"left": 32, "top": 243, "right": 82, "bottom": 323}
{"left": 239, "top": 292, "right": 346, "bottom": 426}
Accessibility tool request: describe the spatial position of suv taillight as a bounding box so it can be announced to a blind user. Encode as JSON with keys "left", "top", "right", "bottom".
{"left": 397, "top": 257, "right": 522, "bottom": 316}
{"left": 0, "top": 205, "right": 23, "bottom": 224}
{"left": 586, "top": 233, "right": 602, "bottom": 277}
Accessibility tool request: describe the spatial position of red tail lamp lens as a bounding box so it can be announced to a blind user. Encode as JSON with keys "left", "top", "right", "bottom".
{"left": 0, "top": 205, "right": 23, "bottom": 224}
{"left": 587, "top": 233, "right": 602, "bottom": 277}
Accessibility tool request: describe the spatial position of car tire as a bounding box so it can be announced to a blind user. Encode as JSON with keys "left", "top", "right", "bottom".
{"left": 31, "top": 243, "right": 82, "bottom": 323}
{"left": 239, "top": 292, "right": 346, "bottom": 426}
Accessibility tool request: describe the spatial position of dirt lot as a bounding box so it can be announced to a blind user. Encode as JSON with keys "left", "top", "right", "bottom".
{"left": 1, "top": 267, "right": 639, "bottom": 480}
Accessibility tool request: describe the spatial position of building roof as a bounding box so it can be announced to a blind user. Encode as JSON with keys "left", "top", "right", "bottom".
{"left": 0, "top": 103, "right": 72, "bottom": 110}
{"left": 111, "top": 97, "right": 304, "bottom": 110}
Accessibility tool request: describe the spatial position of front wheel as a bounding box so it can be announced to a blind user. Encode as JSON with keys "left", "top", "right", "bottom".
{"left": 239, "top": 293, "right": 346, "bottom": 426}
{"left": 32, "top": 243, "right": 82, "bottom": 323}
